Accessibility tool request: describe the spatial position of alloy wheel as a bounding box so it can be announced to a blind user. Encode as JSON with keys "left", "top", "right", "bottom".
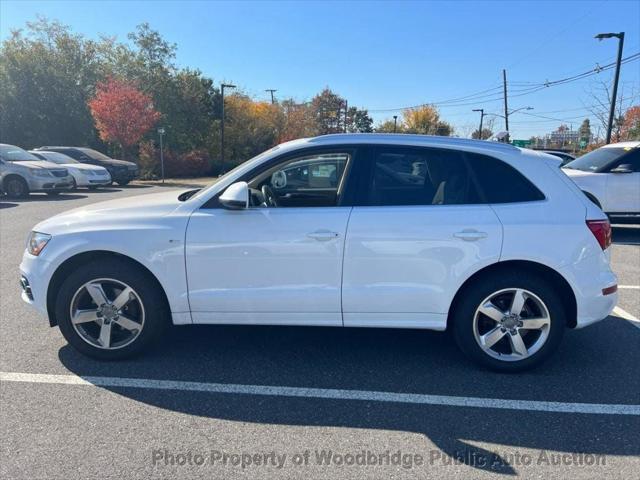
{"left": 473, "top": 288, "right": 551, "bottom": 362}
{"left": 69, "top": 278, "right": 145, "bottom": 350}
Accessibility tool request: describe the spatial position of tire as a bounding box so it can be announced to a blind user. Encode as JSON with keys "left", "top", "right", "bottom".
{"left": 88, "top": 186, "right": 98, "bottom": 191}
{"left": 451, "top": 271, "right": 566, "bottom": 372}
{"left": 4, "top": 176, "right": 29, "bottom": 198}
{"left": 117, "top": 179, "right": 130, "bottom": 186}
{"left": 55, "top": 258, "right": 169, "bottom": 360}
{"left": 71, "top": 178, "right": 77, "bottom": 190}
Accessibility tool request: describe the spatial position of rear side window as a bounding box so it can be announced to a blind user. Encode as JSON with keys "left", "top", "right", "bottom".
{"left": 366, "top": 147, "right": 482, "bottom": 206}
{"left": 467, "top": 155, "right": 545, "bottom": 203}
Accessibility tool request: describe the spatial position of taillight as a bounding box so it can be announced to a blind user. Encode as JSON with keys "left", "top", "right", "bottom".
{"left": 586, "top": 219, "right": 611, "bottom": 250}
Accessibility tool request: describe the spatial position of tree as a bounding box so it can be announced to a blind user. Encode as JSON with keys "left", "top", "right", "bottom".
{"left": 472, "top": 128, "right": 493, "bottom": 140}
{"left": 346, "top": 107, "right": 373, "bottom": 133}
{"left": 0, "top": 18, "right": 108, "bottom": 147}
{"left": 402, "top": 105, "right": 452, "bottom": 136}
{"left": 279, "top": 99, "right": 318, "bottom": 142}
{"left": 375, "top": 118, "right": 404, "bottom": 133}
{"left": 88, "top": 77, "right": 161, "bottom": 157}
{"left": 620, "top": 105, "right": 640, "bottom": 141}
{"left": 578, "top": 119, "right": 592, "bottom": 146}
{"left": 311, "top": 88, "right": 346, "bottom": 134}
{"left": 585, "top": 81, "right": 637, "bottom": 143}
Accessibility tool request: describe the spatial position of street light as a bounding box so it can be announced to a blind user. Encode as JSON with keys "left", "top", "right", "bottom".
{"left": 220, "top": 83, "right": 236, "bottom": 165}
{"left": 393, "top": 115, "right": 398, "bottom": 133}
{"left": 157, "top": 127, "right": 165, "bottom": 184}
{"left": 595, "top": 32, "right": 625, "bottom": 144}
{"left": 472, "top": 108, "right": 485, "bottom": 139}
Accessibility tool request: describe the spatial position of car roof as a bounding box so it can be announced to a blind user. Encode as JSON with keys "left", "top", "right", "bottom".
{"left": 601, "top": 141, "right": 640, "bottom": 149}
{"left": 296, "top": 133, "right": 520, "bottom": 153}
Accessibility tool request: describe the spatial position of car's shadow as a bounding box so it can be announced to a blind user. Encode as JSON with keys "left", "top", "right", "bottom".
{"left": 612, "top": 225, "right": 640, "bottom": 245}
{"left": 82, "top": 187, "right": 122, "bottom": 193}
{"left": 59, "top": 318, "right": 640, "bottom": 474}
{"left": 8, "top": 193, "right": 88, "bottom": 202}
{"left": 0, "top": 201, "right": 18, "bottom": 209}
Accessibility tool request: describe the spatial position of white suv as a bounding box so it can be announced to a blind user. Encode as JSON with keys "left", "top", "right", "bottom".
{"left": 562, "top": 141, "right": 640, "bottom": 220}
{"left": 19, "top": 134, "right": 618, "bottom": 371}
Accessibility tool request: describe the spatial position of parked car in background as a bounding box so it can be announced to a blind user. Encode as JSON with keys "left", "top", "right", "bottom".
{"left": 30, "top": 150, "right": 111, "bottom": 190}
{"left": 540, "top": 150, "right": 576, "bottom": 165}
{"left": 562, "top": 141, "right": 639, "bottom": 221}
{"left": 20, "top": 134, "right": 617, "bottom": 372}
{"left": 33, "top": 147, "right": 138, "bottom": 185}
{"left": 0, "top": 144, "right": 74, "bottom": 198}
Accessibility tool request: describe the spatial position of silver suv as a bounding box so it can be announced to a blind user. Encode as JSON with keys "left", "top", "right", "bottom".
{"left": 0, "top": 144, "right": 74, "bottom": 197}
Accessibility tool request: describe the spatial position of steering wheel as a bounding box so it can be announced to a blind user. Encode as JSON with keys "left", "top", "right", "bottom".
{"left": 261, "top": 184, "right": 279, "bottom": 207}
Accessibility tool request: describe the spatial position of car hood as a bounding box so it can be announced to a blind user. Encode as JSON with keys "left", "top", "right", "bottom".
{"left": 9, "top": 160, "right": 62, "bottom": 170}
{"left": 34, "top": 190, "right": 186, "bottom": 235}
{"left": 100, "top": 158, "right": 137, "bottom": 167}
{"left": 65, "top": 163, "right": 108, "bottom": 172}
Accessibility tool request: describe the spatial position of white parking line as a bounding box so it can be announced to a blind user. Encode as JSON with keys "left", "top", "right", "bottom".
{"left": 618, "top": 285, "right": 640, "bottom": 290}
{"left": 1, "top": 371, "right": 639, "bottom": 416}
{"left": 613, "top": 306, "right": 640, "bottom": 330}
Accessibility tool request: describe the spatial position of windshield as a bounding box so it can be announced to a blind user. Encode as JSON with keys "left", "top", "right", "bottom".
{"left": 78, "top": 148, "right": 112, "bottom": 161}
{"left": 189, "top": 145, "right": 282, "bottom": 200}
{"left": 0, "top": 145, "right": 41, "bottom": 162}
{"left": 32, "top": 151, "right": 78, "bottom": 164}
{"left": 563, "top": 147, "right": 630, "bottom": 172}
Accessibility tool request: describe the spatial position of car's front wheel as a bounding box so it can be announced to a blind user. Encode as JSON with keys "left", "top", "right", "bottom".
{"left": 4, "top": 176, "right": 29, "bottom": 198}
{"left": 55, "top": 258, "right": 168, "bottom": 360}
{"left": 452, "top": 271, "right": 566, "bottom": 372}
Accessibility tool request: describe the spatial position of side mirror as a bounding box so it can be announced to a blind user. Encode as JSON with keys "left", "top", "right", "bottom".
{"left": 611, "top": 164, "right": 633, "bottom": 174}
{"left": 219, "top": 181, "right": 249, "bottom": 209}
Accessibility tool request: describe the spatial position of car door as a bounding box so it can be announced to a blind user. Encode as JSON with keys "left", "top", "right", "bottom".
{"left": 604, "top": 149, "right": 640, "bottom": 213}
{"left": 185, "top": 148, "right": 358, "bottom": 326}
{"left": 341, "top": 146, "right": 503, "bottom": 329}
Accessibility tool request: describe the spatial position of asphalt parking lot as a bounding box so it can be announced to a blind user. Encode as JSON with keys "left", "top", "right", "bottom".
{"left": 1, "top": 186, "right": 639, "bottom": 480}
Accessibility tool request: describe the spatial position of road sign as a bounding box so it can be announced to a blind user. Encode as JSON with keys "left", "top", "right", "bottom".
{"left": 511, "top": 139, "right": 531, "bottom": 147}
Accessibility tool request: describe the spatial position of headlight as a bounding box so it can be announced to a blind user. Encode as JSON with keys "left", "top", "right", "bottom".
{"left": 27, "top": 231, "right": 51, "bottom": 256}
{"left": 29, "top": 169, "right": 51, "bottom": 178}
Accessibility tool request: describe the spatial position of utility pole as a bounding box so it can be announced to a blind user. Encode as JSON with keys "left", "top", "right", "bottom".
{"left": 343, "top": 100, "right": 348, "bottom": 133}
{"left": 595, "top": 32, "right": 625, "bottom": 143}
{"left": 220, "top": 83, "right": 236, "bottom": 165}
{"left": 393, "top": 115, "right": 398, "bottom": 133}
{"left": 157, "top": 127, "right": 165, "bottom": 184}
{"left": 472, "top": 108, "right": 485, "bottom": 139}
{"left": 265, "top": 89, "right": 277, "bottom": 104}
{"left": 502, "top": 69, "right": 509, "bottom": 143}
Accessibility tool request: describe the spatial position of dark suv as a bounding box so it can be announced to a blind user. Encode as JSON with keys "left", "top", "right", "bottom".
{"left": 34, "top": 147, "right": 139, "bottom": 185}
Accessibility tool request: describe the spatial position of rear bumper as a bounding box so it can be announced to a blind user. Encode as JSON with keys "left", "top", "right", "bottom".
{"left": 560, "top": 250, "right": 618, "bottom": 328}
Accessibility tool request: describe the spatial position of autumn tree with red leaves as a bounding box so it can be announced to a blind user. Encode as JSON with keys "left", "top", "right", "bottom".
{"left": 89, "top": 78, "right": 161, "bottom": 157}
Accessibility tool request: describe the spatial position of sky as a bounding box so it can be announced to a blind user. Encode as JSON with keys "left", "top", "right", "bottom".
{"left": 1, "top": 0, "right": 639, "bottom": 140}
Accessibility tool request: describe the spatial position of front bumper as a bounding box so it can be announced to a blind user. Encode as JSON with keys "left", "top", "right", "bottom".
{"left": 28, "top": 175, "right": 74, "bottom": 192}
{"left": 19, "top": 252, "right": 51, "bottom": 319}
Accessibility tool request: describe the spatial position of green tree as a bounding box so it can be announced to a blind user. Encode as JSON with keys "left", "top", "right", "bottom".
{"left": 0, "top": 18, "right": 107, "bottom": 147}
{"left": 346, "top": 107, "right": 373, "bottom": 133}
{"left": 578, "top": 118, "right": 592, "bottom": 145}
{"left": 311, "top": 88, "right": 346, "bottom": 134}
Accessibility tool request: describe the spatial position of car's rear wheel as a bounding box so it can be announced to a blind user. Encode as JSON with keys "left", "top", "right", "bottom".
{"left": 4, "top": 176, "right": 29, "bottom": 198}
{"left": 452, "top": 272, "right": 565, "bottom": 372}
{"left": 117, "top": 179, "right": 130, "bottom": 186}
{"left": 55, "top": 259, "right": 168, "bottom": 360}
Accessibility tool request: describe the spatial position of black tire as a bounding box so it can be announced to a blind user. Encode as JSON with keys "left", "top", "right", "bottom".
{"left": 55, "top": 258, "right": 169, "bottom": 360}
{"left": 117, "top": 179, "right": 130, "bottom": 186}
{"left": 71, "top": 178, "right": 78, "bottom": 191}
{"left": 4, "top": 176, "right": 29, "bottom": 198}
{"left": 451, "top": 271, "right": 566, "bottom": 372}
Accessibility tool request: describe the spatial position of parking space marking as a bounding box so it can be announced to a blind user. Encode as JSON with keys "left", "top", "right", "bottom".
{"left": 618, "top": 285, "right": 640, "bottom": 290}
{"left": 1, "top": 371, "right": 639, "bottom": 415}
{"left": 613, "top": 306, "right": 640, "bottom": 330}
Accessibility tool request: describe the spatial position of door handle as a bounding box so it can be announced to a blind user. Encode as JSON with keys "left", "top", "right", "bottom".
{"left": 454, "top": 230, "right": 488, "bottom": 241}
{"left": 307, "top": 230, "right": 340, "bottom": 241}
